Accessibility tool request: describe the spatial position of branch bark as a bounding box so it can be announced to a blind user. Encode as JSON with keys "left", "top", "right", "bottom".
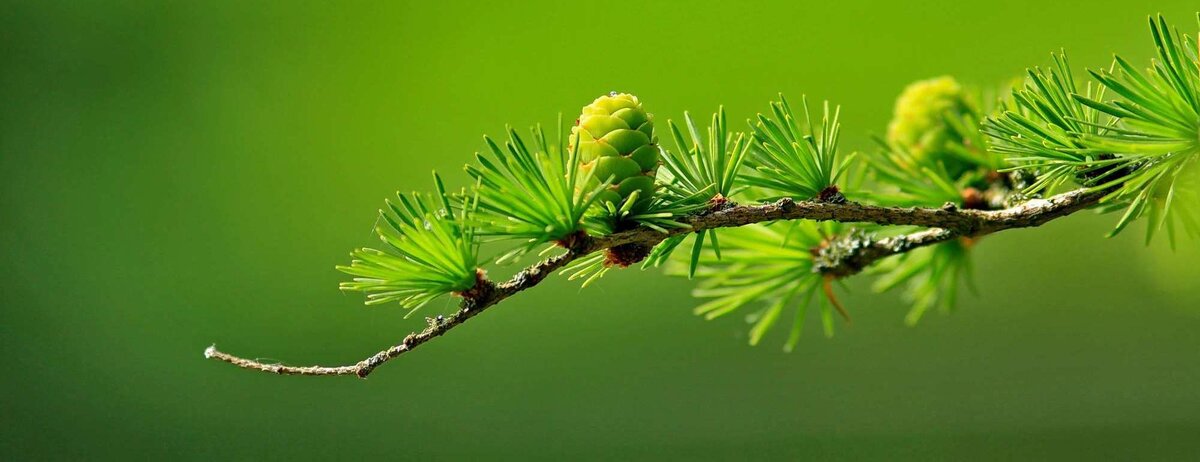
{"left": 205, "top": 188, "right": 1105, "bottom": 378}
{"left": 813, "top": 188, "right": 1106, "bottom": 277}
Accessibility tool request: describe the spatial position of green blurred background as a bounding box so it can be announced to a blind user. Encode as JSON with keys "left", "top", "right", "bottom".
{"left": 3, "top": 1, "right": 1200, "bottom": 459}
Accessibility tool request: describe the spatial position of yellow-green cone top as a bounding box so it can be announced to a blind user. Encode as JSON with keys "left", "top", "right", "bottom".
{"left": 886, "top": 76, "right": 970, "bottom": 169}
{"left": 571, "top": 92, "right": 659, "bottom": 207}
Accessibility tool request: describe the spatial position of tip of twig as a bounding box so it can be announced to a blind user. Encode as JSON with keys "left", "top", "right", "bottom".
{"left": 204, "top": 345, "right": 217, "bottom": 359}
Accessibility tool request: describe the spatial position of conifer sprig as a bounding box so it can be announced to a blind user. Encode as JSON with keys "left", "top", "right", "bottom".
{"left": 465, "top": 123, "right": 607, "bottom": 251}
{"left": 866, "top": 78, "right": 1007, "bottom": 323}
{"left": 862, "top": 139, "right": 965, "bottom": 207}
{"left": 337, "top": 173, "right": 480, "bottom": 312}
{"left": 674, "top": 222, "right": 847, "bottom": 351}
{"left": 987, "top": 15, "right": 1200, "bottom": 243}
{"left": 661, "top": 107, "right": 750, "bottom": 201}
{"left": 1076, "top": 15, "right": 1200, "bottom": 242}
{"left": 642, "top": 107, "right": 752, "bottom": 276}
{"left": 1082, "top": 16, "right": 1199, "bottom": 159}
{"left": 985, "top": 52, "right": 1116, "bottom": 196}
{"left": 585, "top": 185, "right": 707, "bottom": 235}
{"left": 872, "top": 237, "right": 975, "bottom": 325}
{"left": 745, "top": 96, "right": 853, "bottom": 201}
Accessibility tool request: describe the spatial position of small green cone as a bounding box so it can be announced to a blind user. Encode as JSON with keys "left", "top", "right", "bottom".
{"left": 570, "top": 92, "right": 659, "bottom": 210}
{"left": 886, "top": 76, "right": 972, "bottom": 174}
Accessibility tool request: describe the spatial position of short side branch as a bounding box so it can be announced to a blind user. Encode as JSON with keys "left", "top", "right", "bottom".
{"left": 815, "top": 228, "right": 959, "bottom": 278}
{"left": 814, "top": 188, "right": 1106, "bottom": 277}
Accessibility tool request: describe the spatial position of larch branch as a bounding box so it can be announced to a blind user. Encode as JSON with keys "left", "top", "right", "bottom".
{"left": 205, "top": 187, "right": 1105, "bottom": 378}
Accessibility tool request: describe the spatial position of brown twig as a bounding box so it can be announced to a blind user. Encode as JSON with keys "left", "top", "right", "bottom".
{"left": 204, "top": 188, "right": 1105, "bottom": 378}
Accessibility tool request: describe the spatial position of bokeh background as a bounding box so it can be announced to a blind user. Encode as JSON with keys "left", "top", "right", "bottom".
{"left": 3, "top": 1, "right": 1200, "bottom": 459}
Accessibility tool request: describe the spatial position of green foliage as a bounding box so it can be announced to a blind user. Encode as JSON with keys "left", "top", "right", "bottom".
{"left": 643, "top": 107, "right": 751, "bottom": 276}
{"left": 744, "top": 95, "right": 853, "bottom": 201}
{"left": 872, "top": 237, "right": 976, "bottom": 326}
{"left": 673, "top": 222, "right": 847, "bottom": 351}
{"left": 869, "top": 77, "right": 1013, "bottom": 209}
{"left": 855, "top": 132, "right": 981, "bottom": 324}
{"left": 866, "top": 76, "right": 1014, "bottom": 322}
{"left": 465, "top": 123, "right": 607, "bottom": 254}
{"left": 1083, "top": 17, "right": 1199, "bottom": 160}
{"left": 338, "top": 173, "right": 480, "bottom": 312}
{"left": 987, "top": 14, "right": 1200, "bottom": 244}
{"left": 583, "top": 182, "right": 706, "bottom": 236}
{"left": 863, "top": 138, "right": 966, "bottom": 207}
{"left": 985, "top": 51, "right": 1115, "bottom": 196}
{"left": 1080, "top": 15, "right": 1200, "bottom": 242}
{"left": 335, "top": 14, "right": 1198, "bottom": 348}
{"left": 561, "top": 193, "right": 706, "bottom": 288}
{"left": 661, "top": 107, "right": 751, "bottom": 201}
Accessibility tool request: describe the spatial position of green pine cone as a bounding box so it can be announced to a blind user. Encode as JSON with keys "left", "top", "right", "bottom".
{"left": 570, "top": 92, "right": 659, "bottom": 207}
{"left": 886, "top": 76, "right": 970, "bottom": 169}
